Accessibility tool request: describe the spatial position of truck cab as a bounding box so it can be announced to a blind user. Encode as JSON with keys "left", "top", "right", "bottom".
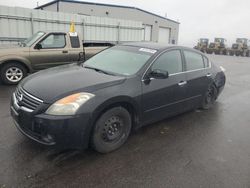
{"left": 0, "top": 31, "right": 111, "bottom": 84}
{"left": 207, "top": 38, "right": 228, "bottom": 55}
{"left": 194, "top": 38, "right": 209, "bottom": 52}
{"left": 230, "top": 38, "right": 249, "bottom": 56}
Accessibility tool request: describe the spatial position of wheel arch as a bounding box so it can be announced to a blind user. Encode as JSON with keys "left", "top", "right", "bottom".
{"left": 0, "top": 59, "right": 32, "bottom": 73}
{"left": 92, "top": 96, "right": 141, "bottom": 130}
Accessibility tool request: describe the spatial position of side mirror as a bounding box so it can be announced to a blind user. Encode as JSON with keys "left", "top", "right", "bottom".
{"left": 149, "top": 69, "right": 169, "bottom": 79}
{"left": 34, "top": 43, "right": 42, "bottom": 50}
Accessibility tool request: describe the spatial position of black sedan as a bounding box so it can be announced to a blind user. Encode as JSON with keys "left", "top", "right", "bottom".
{"left": 10, "top": 43, "right": 226, "bottom": 153}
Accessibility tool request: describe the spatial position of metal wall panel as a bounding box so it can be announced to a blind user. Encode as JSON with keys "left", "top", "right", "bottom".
{"left": 0, "top": 5, "right": 143, "bottom": 46}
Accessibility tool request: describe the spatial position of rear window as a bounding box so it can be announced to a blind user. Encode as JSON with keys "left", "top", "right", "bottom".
{"left": 70, "top": 36, "right": 80, "bottom": 48}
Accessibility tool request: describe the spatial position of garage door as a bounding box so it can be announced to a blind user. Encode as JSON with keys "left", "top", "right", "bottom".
{"left": 158, "top": 27, "right": 170, "bottom": 43}
{"left": 142, "top": 25, "right": 152, "bottom": 41}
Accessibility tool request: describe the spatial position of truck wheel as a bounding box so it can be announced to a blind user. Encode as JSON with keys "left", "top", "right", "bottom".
{"left": 91, "top": 107, "right": 132, "bottom": 153}
{"left": 247, "top": 51, "right": 250, "bottom": 57}
{"left": 242, "top": 51, "right": 246, "bottom": 57}
{"left": 0, "top": 62, "right": 27, "bottom": 85}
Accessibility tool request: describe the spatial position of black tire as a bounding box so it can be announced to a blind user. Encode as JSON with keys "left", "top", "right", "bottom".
{"left": 242, "top": 51, "right": 246, "bottom": 57}
{"left": 0, "top": 62, "right": 27, "bottom": 85}
{"left": 247, "top": 51, "right": 250, "bottom": 57}
{"left": 201, "top": 84, "right": 218, "bottom": 110}
{"left": 91, "top": 107, "right": 132, "bottom": 153}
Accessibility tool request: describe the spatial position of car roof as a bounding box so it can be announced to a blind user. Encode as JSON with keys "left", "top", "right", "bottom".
{"left": 120, "top": 42, "right": 176, "bottom": 50}
{"left": 119, "top": 42, "right": 207, "bottom": 56}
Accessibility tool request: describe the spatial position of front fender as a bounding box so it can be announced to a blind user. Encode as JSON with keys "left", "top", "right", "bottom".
{"left": 0, "top": 55, "right": 33, "bottom": 72}
{"left": 91, "top": 96, "right": 140, "bottom": 122}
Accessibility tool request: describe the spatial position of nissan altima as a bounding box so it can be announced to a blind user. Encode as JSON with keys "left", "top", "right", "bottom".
{"left": 10, "top": 43, "right": 226, "bottom": 153}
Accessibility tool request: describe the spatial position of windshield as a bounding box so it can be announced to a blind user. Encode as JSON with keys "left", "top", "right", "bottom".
{"left": 215, "top": 38, "right": 222, "bottom": 43}
{"left": 84, "top": 46, "right": 155, "bottom": 76}
{"left": 23, "top": 31, "right": 45, "bottom": 47}
{"left": 200, "top": 39, "right": 208, "bottom": 43}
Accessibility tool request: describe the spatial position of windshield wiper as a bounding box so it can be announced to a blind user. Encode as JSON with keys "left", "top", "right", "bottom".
{"left": 84, "top": 66, "right": 116, "bottom": 76}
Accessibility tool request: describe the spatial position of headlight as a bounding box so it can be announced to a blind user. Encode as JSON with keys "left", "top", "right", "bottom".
{"left": 46, "top": 92, "right": 95, "bottom": 115}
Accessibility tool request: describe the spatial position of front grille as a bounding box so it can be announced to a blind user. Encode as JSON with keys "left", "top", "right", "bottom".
{"left": 15, "top": 87, "right": 43, "bottom": 111}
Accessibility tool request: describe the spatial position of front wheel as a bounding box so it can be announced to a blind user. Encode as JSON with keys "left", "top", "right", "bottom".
{"left": 201, "top": 84, "right": 218, "bottom": 110}
{"left": 91, "top": 107, "right": 132, "bottom": 153}
{"left": 0, "top": 62, "right": 27, "bottom": 85}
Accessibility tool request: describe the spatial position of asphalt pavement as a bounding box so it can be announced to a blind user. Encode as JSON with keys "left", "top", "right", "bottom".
{"left": 0, "top": 55, "right": 250, "bottom": 188}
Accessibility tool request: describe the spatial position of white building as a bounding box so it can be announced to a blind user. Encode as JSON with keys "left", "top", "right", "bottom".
{"left": 36, "top": 0, "right": 180, "bottom": 44}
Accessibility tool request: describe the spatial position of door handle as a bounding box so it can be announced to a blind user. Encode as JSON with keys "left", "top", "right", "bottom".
{"left": 62, "top": 50, "right": 68, "bottom": 53}
{"left": 206, "top": 73, "right": 212, "bottom": 77}
{"left": 178, "top": 81, "right": 187, "bottom": 86}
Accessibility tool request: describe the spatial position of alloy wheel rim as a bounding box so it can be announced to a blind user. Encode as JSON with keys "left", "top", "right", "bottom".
{"left": 6, "top": 67, "right": 23, "bottom": 82}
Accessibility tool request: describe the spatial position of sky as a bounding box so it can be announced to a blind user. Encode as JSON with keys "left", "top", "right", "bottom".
{"left": 1, "top": 0, "right": 250, "bottom": 47}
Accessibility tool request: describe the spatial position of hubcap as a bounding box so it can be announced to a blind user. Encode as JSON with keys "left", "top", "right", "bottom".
{"left": 6, "top": 67, "right": 23, "bottom": 82}
{"left": 102, "top": 116, "right": 123, "bottom": 142}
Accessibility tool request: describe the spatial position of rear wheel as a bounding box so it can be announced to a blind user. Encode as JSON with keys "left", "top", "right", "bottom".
{"left": 242, "top": 51, "right": 247, "bottom": 57}
{"left": 0, "top": 62, "right": 27, "bottom": 85}
{"left": 201, "top": 84, "right": 218, "bottom": 110}
{"left": 91, "top": 107, "right": 132, "bottom": 153}
{"left": 247, "top": 51, "right": 250, "bottom": 57}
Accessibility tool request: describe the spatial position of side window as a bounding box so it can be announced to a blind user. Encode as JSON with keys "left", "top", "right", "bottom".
{"left": 151, "top": 50, "right": 183, "bottom": 74}
{"left": 40, "top": 34, "right": 66, "bottom": 49}
{"left": 184, "top": 51, "right": 205, "bottom": 71}
{"left": 203, "top": 56, "right": 209, "bottom": 67}
{"left": 70, "top": 36, "right": 80, "bottom": 48}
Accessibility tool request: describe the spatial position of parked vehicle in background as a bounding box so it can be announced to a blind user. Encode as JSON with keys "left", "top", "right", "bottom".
{"left": 0, "top": 31, "right": 113, "bottom": 85}
{"left": 10, "top": 43, "right": 226, "bottom": 153}
{"left": 194, "top": 38, "right": 209, "bottom": 53}
{"left": 229, "top": 38, "right": 250, "bottom": 57}
{"left": 206, "top": 38, "right": 228, "bottom": 55}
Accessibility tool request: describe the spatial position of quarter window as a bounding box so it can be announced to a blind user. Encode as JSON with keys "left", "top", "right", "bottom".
{"left": 203, "top": 56, "right": 209, "bottom": 67}
{"left": 40, "top": 34, "right": 66, "bottom": 49}
{"left": 151, "top": 50, "right": 183, "bottom": 74}
{"left": 184, "top": 51, "right": 205, "bottom": 71}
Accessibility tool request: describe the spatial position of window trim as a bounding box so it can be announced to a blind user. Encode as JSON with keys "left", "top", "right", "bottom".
{"left": 35, "top": 33, "right": 66, "bottom": 49}
{"left": 142, "top": 48, "right": 212, "bottom": 81}
{"left": 182, "top": 49, "right": 211, "bottom": 72}
{"left": 143, "top": 49, "right": 184, "bottom": 78}
{"left": 150, "top": 49, "right": 184, "bottom": 75}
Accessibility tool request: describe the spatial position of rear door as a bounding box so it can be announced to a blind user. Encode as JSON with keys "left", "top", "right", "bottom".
{"left": 142, "top": 49, "right": 188, "bottom": 124}
{"left": 182, "top": 50, "right": 213, "bottom": 109}
{"left": 29, "top": 33, "right": 71, "bottom": 70}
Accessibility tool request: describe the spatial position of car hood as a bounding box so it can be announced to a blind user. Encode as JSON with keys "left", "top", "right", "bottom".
{"left": 20, "top": 64, "right": 126, "bottom": 103}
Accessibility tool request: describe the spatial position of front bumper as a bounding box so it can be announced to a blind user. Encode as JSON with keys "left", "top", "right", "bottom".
{"left": 10, "top": 94, "right": 92, "bottom": 150}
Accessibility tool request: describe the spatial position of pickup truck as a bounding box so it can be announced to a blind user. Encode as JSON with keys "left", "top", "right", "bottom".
{"left": 0, "top": 31, "right": 113, "bottom": 84}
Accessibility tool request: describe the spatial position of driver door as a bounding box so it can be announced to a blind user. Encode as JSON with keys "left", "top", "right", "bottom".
{"left": 141, "top": 49, "right": 188, "bottom": 124}
{"left": 29, "top": 33, "right": 70, "bottom": 70}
